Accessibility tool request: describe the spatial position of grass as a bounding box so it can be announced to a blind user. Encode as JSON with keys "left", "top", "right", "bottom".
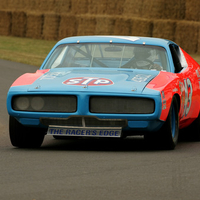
{"left": 0, "top": 35, "right": 200, "bottom": 66}
{"left": 0, "top": 36, "right": 56, "bottom": 67}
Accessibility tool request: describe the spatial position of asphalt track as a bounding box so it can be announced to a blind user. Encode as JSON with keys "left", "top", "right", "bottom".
{"left": 1, "top": 59, "right": 200, "bottom": 200}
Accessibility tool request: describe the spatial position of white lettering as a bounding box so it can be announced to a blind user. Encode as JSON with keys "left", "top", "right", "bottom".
{"left": 94, "top": 79, "right": 110, "bottom": 85}
{"left": 67, "top": 78, "right": 82, "bottom": 84}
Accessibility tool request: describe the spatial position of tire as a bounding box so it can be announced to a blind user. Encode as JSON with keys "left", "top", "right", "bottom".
{"left": 145, "top": 97, "right": 179, "bottom": 150}
{"left": 180, "top": 112, "right": 200, "bottom": 141}
{"left": 9, "top": 116, "right": 45, "bottom": 148}
{"left": 158, "top": 97, "right": 179, "bottom": 150}
{"left": 188, "top": 112, "right": 200, "bottom": 141}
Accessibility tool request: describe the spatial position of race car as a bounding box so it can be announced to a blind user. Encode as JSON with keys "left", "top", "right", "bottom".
{"left": 7, "top": 36, "right": 200, "bottom": 149}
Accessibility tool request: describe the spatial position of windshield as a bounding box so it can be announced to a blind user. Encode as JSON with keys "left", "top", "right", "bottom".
{"left": 43, "top": 43, "right": 170, "bottom": 71}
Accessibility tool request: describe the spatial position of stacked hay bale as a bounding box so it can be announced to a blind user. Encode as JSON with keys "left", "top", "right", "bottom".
{"left": 11, "top": 11, "right": 26, "bottom": 37}
{"left": 130, "top": 18, "right": 153, "bottom": 37}
{"left": 42, "top": 13, "right": 60, "bottom": 40}
{"left": 185, "top": 0, "right": 200, "bottom": 21}
{"left": 0, "top": 0, "right": 200, "bottom": 53}
{"left": 77, "top": 15, "right": 96, "bottom": 36}
{"left": 58, "top": 15, "right": 77, "bottom": 39}
{"left": 95, "top": 16, "right": 115, "bottom": 35}
{"left": 26, "top": 13, "right": 43, "bottom": 39}
{"left": 88, "top": 0, "right": 125, "bottom": 15}
{"left": 0, "top": 11, "right": 11, "bottom": 36}
{"left": 152, "top": 20, "right": 176, "bottom": 41}
{"left": 175, "top": 21, "right": 199, "bottom": 53}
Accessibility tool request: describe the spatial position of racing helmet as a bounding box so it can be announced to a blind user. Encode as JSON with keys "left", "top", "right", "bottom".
{"left": 134, "top": 46, "right": 151, "bottom": 60}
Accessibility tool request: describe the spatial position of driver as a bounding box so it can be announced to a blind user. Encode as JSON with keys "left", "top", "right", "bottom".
{"left": 133, "top": 47, "right": 162, "bottom": 70}
{"left": 121, "top": 46, "right": 162, "bottom": 70}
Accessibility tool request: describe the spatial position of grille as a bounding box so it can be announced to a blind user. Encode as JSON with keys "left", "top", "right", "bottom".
{"left": 12, "top": 95, "right": 77, "bottom": 112}
{"left": 90, "top": 96, "right": 155, "bottom": 114}
{"left": 40, "top": 116, "right": 127, "bottom": 127}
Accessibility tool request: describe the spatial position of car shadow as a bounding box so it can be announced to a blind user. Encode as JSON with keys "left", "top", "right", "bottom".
{"left": 39, "top": 136, "right": 173, "bottom": 152}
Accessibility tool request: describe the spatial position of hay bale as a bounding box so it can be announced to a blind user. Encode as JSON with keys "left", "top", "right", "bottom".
{"left": 58, "top": 15, "right": 77, "bottom": 39}
{"left": 11, "top": 11, "right": 27, "bottom": 37}
{"left": 26, "top": 13, "right": 43, "bottom": 39}
{"left": 130, "top": 18, "right": 153, "bottom": 37}
{"left": 95, "top": 16, "right": 115, "bottom": 35}
{"left": 0, "top": 0, "right": 8, "bottom": 9}
{"left": 0, "top": 11, "right": 12, "bottom": 36}
{"left": 163, "top": 0, "right": 185, "bottom": 20}
{"left": 113, "top": 17, "right": 132, "bottom": 36}
{"left": 106, "top": 0, "right": 125, "bottom": 15}
{"left": 123, "top": 0, "right": 185, "bottom": 20}
{"left": 152, "top": 19, "right": 176, "bottom": 41}
{"left": 123, "top": 0, "right": 143, "bottom": 17}
{"left": 123, "top": 0, "right": 164, "bottom": 19}
{"left": 175, "top": 21, "right": 200, "bottom": 53}
{"left": 2, "top": 0, "right": 29, "bottom": 11}
{"left": 0, "top": 0, "right": 16, "bottom": 10}
{"left": 71, "top": 0, "right": 88, "bottom": 14}
{"left": 36, "top": 0, "right": 57, "bottom": 13}
{"left": 43, "top": 13, "right": 60, "bottom": 40}
{"left": 77, "top": 16, "right": 96, "bottom": 36}
{"left": 88, "top": 0, "right": 107, "bottom": 14}
{"left": 88, "top": 0, "right": 125, "bottom": 15}
{"left": 185, "top": 0, "right": 200, "bottom": 21}
{"left": 54, "top": 0, "right": 72, "bottom": 13}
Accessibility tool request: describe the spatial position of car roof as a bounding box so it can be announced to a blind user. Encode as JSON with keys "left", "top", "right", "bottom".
{"left": 56, "top": 35, "right": 174, "bottom": 47}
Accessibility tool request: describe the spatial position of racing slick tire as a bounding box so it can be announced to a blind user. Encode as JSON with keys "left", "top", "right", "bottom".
{"left": 179, "top": 112, "right": 200, "bottom": 141}
{"left": 159, "top": 97, "right": 179, "bottom": 150}
{"left": 9, "top": 116, "right": 45, "bottom": 148}
{"left": 145, "top": 97, "right": 179, "bottom": 150}
{"left": 187, "top": 112, "right": 200, "bottom": 141}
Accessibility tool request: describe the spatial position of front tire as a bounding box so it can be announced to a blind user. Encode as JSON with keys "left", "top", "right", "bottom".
{"left": 9, "top": 116, "right": 45, "bottom": 148}
{"left": 159, "top": 97, "right": 179, "bottom": 150}
{"left": 145, "top": 97, "right": 179, "bottom": 150}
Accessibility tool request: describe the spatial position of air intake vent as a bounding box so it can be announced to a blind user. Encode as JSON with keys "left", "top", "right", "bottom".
{"left": 90, "top": 96, "right": 155, "bottom": 114}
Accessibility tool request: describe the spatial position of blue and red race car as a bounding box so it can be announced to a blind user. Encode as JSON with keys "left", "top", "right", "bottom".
{"left": 7, "top": 36, "right": 200, "bottom": 149}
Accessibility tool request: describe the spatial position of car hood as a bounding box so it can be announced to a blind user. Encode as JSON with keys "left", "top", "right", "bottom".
{"left": 27, "top": 68, "right": 160, "bottom": 94}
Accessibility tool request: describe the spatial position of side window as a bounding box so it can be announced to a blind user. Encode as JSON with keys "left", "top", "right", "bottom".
{"left": 169, "top": 44, "right": 183, "bottom": 73}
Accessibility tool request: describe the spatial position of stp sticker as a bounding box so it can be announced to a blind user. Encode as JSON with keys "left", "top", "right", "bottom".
{"left": 63, "top": 77, "right": 114, "bottom": 86}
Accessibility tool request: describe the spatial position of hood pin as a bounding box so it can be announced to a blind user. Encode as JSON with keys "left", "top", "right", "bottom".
{"left": 131, "top": 87, "right": 137, "bottom": 92}
{"left": 35, "top": 85, "right": 41, "bottom": 89}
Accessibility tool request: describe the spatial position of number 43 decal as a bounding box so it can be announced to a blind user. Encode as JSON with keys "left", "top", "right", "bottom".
{"left": 182, "top": 78, "right": 193, "bottom": 117}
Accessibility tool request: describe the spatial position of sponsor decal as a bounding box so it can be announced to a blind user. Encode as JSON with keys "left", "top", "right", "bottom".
{"left": 196, "top": 69, "right": 200, "bottom": 88}
{"left": 180, "top": 78, "right": 193, "bottom": 117}
{"left": 161, "top": 91, "right": 165, "bottom": 99}
{"left": 161, "top": 91, "right": 166, "bottom": 110}
{"left": 173, "top": 88, "right": 178, "bottom": 92}
{"left": 131, "top": 74, "right": 152, "bottom": 82}
{"left": 63, "top": 77, "right": 113, "bottom": 86}
{"left": 40, "top": 71, "right": 70, "bottom": 80}
{"left": 47, "top": 127, "right": 121, "bottom": 138}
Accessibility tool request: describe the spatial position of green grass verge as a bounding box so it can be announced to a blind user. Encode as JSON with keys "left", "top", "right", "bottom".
{"left": 0, "top": 35, "right": 200, "bottom": 67}
{"left": 0, "top": 36, "right": 56, "bottom": 67}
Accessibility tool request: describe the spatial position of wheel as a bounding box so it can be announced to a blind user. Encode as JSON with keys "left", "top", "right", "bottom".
{"left": 187, "top": 112, "right": 200, "bottom": 141}
{"left": 179, "top": 112, "right": 200, "bottom": 141}
{"left": 159, "top": 97, "right": 179, "bottom": 149}
{"left": 9, "top": 116, "right": 45, "bottom": 148}
{"left": 145, "top": 97, "right": 179, "bottom": 150}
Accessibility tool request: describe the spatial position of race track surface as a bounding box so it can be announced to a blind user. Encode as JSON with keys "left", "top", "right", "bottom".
{"left": 1, "top": 59, "right": 200, "bottom": 200}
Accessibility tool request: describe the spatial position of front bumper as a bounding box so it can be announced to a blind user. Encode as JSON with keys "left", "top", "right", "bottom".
{"left": 7, "top": 89, "right": 164, "bottom": 134}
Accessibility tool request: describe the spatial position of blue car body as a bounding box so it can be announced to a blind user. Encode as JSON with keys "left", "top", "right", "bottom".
{"left": 7, "top": 36, "right": 200, "bottom": 149}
